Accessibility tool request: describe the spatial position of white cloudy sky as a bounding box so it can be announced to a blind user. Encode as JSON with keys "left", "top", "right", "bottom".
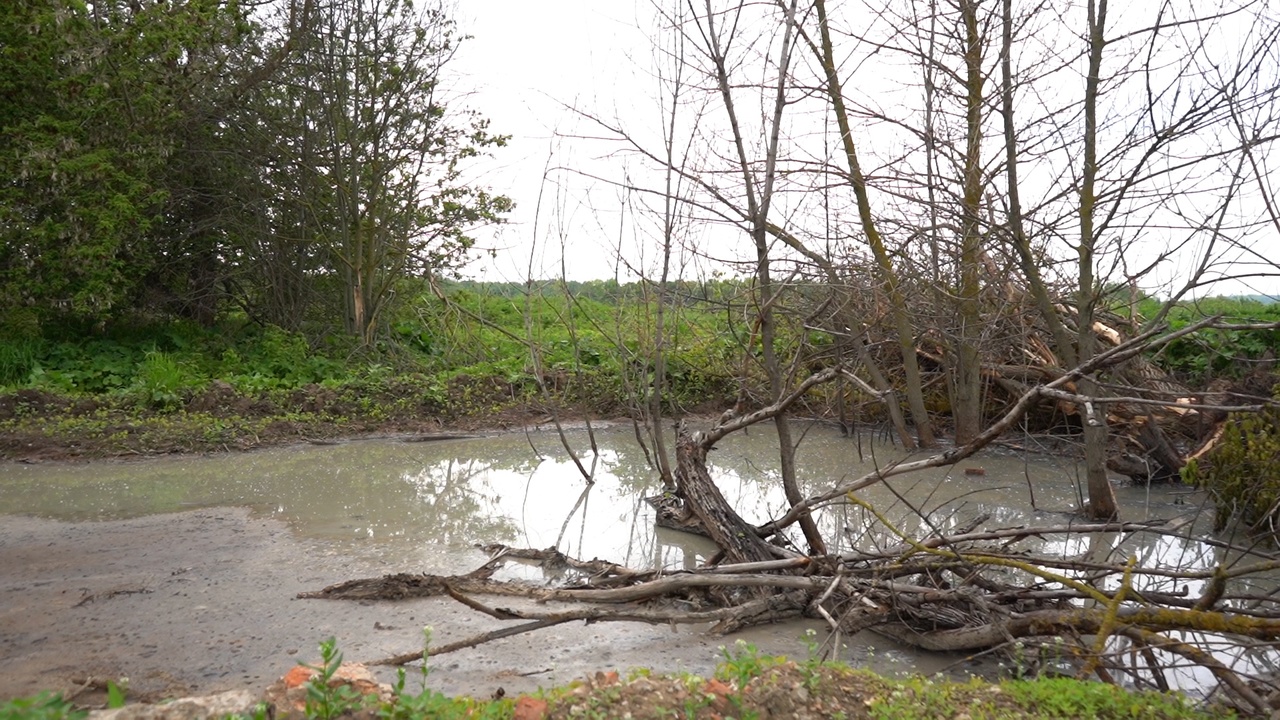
{"left": 451, "top": 2, "right": 652, "bottom": 283}
{"left": 446, "top": 1, "right": 1280, "bottom": 298}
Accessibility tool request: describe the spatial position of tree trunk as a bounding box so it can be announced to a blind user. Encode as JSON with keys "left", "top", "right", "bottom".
{"left": 673, "top": 422, "right": 777, "bottom": 566}
{"left": 954, "top": 0, "right": 985, "bottom": 445}
{"left": 1079, "top": 0, "right": 1116, "bottom": 520}
{"left": 813, "top": 0, "right": 935, "bottom": 447}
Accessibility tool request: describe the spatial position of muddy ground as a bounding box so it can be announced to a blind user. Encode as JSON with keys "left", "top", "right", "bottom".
{"left": 0, "top": 507, "right": 837, "bottom": 706}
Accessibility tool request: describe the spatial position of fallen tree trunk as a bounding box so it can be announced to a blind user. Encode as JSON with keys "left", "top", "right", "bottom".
{"left": 672, "top": 421, "right": 779, "bottom": 566}
{"left": 872, "top": 606, "right": 1280, "bottom": 653}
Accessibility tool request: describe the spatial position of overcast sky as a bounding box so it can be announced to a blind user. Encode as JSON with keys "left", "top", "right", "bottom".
{"left": 452, "top": 2, "right": 649, "bottom": 283}
{"left": 446, "top": 1, "right": 1279, "bottom": 298}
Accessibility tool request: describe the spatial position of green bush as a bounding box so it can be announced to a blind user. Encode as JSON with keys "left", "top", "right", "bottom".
{"left": 1143, "top": 297, "right": 1280, "bottom": 383}
{"left": 1186, "top": 385, "right": 1280, "bottom": 532}
{"left": 132, "top": 349, "right": 206, "bottom": 410}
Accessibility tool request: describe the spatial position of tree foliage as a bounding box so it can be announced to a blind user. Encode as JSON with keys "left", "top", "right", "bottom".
{"left": 0, "top": 0, "right": 508, "bottom": 340}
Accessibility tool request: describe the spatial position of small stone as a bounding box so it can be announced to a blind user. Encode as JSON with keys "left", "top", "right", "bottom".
{"left": 513, "top": 696, "right": 548, "bottom": 720}
{"left": 88, "top": 690, "right": 258, "bottom": 720}
{"left": 704, "top": 679, "right": 731, "bottom": 697}
{"left": 262, "top": 662, "right": 393, "bottom": 717}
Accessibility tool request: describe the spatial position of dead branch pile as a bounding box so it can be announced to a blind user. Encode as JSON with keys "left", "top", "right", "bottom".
{"left": 302, "top": 321, "right": 1280, "bottom": 714}
{"left": 801, "top": 269, "right": 1273, "bottom": 486}
{"left": 303, "top": 508, "right": 1280, "bottom": 714}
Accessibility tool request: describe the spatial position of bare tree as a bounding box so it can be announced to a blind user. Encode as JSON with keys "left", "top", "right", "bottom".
{"left": 811, "top": 0, "right": 939, "bottom": 448}
{"left": 305, "top": 0, "right": 1280, "bottom": 709}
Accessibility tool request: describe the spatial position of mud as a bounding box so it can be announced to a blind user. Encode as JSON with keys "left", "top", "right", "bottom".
{"left": 0, "top": 508, "right": 842, "bottom": 704}
{"left": 0, "top": 426, "right": 1191, "bottom": 705}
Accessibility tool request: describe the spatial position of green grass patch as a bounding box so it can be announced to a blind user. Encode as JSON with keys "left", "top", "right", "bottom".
{"left": 0, "top": 639, "right": 1226, "bottom": 720}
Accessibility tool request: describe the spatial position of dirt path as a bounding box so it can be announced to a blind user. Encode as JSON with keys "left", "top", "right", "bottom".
{"left": 0, "top": 508, "right": 816, "bottom": 705}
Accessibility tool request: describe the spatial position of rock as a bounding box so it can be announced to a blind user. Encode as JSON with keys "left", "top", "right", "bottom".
{"left": 513, "top": 696, "right": 549, "bottom": 720}
{"left": 261, "top": 662, "right": 393, "bottom": 718}
{"left": 88, "top": 690, "right": 259, "bottom": 720}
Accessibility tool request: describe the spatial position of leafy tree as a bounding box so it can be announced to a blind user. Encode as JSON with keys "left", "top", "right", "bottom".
{"left": 1, "top": 0, "right": 165, "bottom": 318}
{"left": 1, "top": 0, "right": 506, "bottom": 345}
{"left": 252, "top": 0, "right": 511, "bottom": 345}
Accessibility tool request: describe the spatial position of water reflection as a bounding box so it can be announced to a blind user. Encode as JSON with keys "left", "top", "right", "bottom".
{"left": 4, "top": 422, "right": 1277, "bottom": 692}
{"left": 0, "top": 424, "right": 1217, "bottom": 575}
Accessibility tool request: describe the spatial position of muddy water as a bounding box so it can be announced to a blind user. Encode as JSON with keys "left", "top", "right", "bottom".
{"left": 0, "top": 422, "right": 1242, "bottom": 699}
{"left": 0, "top": 422, "right": 1209, "bottom": 571}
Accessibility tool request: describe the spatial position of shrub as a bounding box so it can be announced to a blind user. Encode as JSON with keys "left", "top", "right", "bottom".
{"left": 0, "top": 338, "right": 43, "bottom": 387}
{"left": 132, "top": 349, "right": 206, "bottom": 410}
{"left": 1186, "top": 383, "right": 1280, "bottom": 533}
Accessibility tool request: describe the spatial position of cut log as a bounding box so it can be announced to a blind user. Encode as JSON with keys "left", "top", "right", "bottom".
{"left": 1187, "top": 422, "right": 1226, "bottom": 463}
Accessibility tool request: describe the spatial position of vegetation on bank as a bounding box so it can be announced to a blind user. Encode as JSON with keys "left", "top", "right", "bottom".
{"left": 0, "top": 284, "right": 1276, "bottom": 459}
{"left": 1144, "top": 296, "right": 1280, "bottom": 534}
{"left": 0, "top": 280, "right": 741, "bottom": 456}
{"left": 0, "top": 639, "right": 1225, "bottom": 720}
{"left": 1185, "top": 383, "right": 1280, "bottom": 533}
{"left": 0, "top": 281, "right": 746, "bottom": 404}
{"left": 1137, "top": 296, "right": 1280, "bottom": 384}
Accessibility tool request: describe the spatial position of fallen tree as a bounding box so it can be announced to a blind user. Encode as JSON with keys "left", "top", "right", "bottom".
{"left": 302, "top": 315, "right": 1280, "bottom": 714}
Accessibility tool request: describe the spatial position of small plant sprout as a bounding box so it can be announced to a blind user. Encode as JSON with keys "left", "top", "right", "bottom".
{"left": 419, "top": 626, "right": 434, "bottom": 689}
{"left": 304, "top": 637, "right": 363, "bottom": 720}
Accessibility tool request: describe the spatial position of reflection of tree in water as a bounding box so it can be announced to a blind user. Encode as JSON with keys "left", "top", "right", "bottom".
{"left": 399, "top": 459, "right": 520, "bottom": 547}
{"left": 1029, "top": 522, "right": 1280, "bottom": 693}
{"left": 437, "top": 432, "right": 730, "bottom": 573}
{"left": 539, "top": 426, "right": 1071, "bottom": 558}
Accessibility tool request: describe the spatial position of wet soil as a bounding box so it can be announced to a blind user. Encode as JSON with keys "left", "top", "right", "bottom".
{"left": 0, "top": 385, "right": 712, "bottom": 464}
{"left": 0, "top": 508, "right": 820, "bottom": 706}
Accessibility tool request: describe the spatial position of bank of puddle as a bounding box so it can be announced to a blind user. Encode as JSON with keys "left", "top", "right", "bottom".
{"left": 0, "top": 422, "right": 1267, "bottom": 692}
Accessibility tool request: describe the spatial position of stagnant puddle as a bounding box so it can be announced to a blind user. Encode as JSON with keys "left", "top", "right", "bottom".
{"left": 0, "top": 421, "right": 1266, "bottom": 696}
{"left": 0, "top": 423, "right": 1198, "bottom": 564}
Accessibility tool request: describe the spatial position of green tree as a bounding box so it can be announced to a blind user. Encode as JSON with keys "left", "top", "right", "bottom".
{"left": 1, "top": 0, "right": 163, "bottom": 318}
{"left": 0, "top": 0, "right": 261, "bottom": 322}
{"left": 268, "top": 0, "right": 511, "bottom": 345}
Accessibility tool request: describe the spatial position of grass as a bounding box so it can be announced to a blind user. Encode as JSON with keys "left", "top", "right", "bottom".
{"left": 17, "top": 638, "right": 1222, "bottom": 720}
{"left": 862, "top": 673, "right": 1215, "bottom": 720}
{"left": 0, "top": 282, "right": 744, "bottom": 422}
{"left": 0, "top": 637, "right": 1230, "bottom": 720}
{"left": 3, "top": 287, "right": 1275, "bottom": 458}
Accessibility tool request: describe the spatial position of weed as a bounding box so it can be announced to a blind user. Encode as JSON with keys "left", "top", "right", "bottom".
{"left": 0, "top": 338, "right": 42, "bottom": 387}
{"left": 373, "top": 626, "right": 518, "bottom": 720}
{"left": 132, "top": 350, "right": 203, "bottom": 410}
{"left": 0, "top": 693, "right": 86, "bottom": 720}
{"left": 1001, "top": 676, "right": 1207, "bottom": 719}
{"left": 105, "top": 680, "right": 126, "bottom": 710}
{"left": 303, "top": 637, "right": 365, "bottom": 720}
{"left": 715, "top": 640, "right": 785, "bottom": 689}
{"left": 799, "top": 627, "right": 826, "bottom": 690}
